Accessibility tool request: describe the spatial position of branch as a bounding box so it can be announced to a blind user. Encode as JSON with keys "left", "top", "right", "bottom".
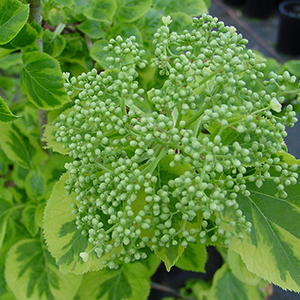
{"left": 28, "top": 0, "right": 48, "bottom": 151}
{"left": 151, "top": 282, "right": 196, "bottom": 300}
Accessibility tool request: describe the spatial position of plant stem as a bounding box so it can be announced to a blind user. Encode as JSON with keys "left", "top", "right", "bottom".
{"left": 28, "top": 0, "right": 48, "bottom": 150}
{"left": 151, "top": 282, "right": 196, "bottom": 300}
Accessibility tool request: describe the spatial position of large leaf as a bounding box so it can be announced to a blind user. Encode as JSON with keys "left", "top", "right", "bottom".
{"left": 20, "top": 51, "right": 69, "bottom": 110}
{"left": 207, "top": 264, "right": 267, "bottom": 300}
{"left": 5, "top": 239, "right": 82, "bottom": 300}
{"left": 76, "top": 253, "right": 159, "bottom": 300}
{"left": 175, "top": 240, "right": 207, "bottom": 272}
{"left": 84, "top": 0, "right": 117, "bottom": 23}
{"left": 0, "top": 0, "right": 29, "bottom": 45}
{"left": 43, "top": 173, "right": 119, "bottom": 274}
{"left": 227, "top": 249, "right": 261, "bottom": 286}
{"left": 0, "top": 122, "right": 48, "bottom": 169}
{"left": 116, "top": 0, "right": 152, "bottom": 23}
{"left": 0, "top": 96, "right": 18, "bottom": 123}
{"left": 230, "top": 167, "right": 300, "bottom": 292}
{"left": 9, "top": 23, "right": 38, "bottom": 49}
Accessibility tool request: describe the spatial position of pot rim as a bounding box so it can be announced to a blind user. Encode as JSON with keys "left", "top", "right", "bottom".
{"left": 279, "top": 0, "right": 300, "bottom": 19}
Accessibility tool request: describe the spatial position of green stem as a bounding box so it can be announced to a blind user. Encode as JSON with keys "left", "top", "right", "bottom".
{"left": 185, "top": 101, "right": 210, "bottom": 128}
{"left": 141, "top": 147, "right": 167, "bottom": 176}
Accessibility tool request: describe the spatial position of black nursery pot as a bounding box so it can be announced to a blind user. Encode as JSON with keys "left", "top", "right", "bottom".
{"left": 277, "top": 0, "right": 300, "bottom": 55}
{"left": 244, "top": 0, "right": 274, "bottom": 18}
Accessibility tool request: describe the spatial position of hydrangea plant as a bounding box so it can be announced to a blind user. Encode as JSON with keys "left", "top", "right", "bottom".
{"left": 43, "top": 13, "right": 300, "bottom": 298}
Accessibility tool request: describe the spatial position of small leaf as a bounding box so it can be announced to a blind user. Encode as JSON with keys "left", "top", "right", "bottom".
{"left": 20, "top": 51, "right": 69, "bottom": 110}
{"left": 52, "top": 0, "right": 74, "bottom": 6}
{"left": 0, "top": 121, "right": 48, "bottom": 169}
{"left": 207, "top": 264, "right": 266, "bottom": 300}
{"left": 43, "top": 29, "right": 66, "bottom": 58}
{"left": 175, "top": 240, "right": 207, "bottom": 272}
{"left": 90, "top": 40, "right": 110, "bottom": 69}
{"left": 0, "top": 0, "right": 29, "bottom": 45}
{"left": 154, "top": 0, "right": 208, "bottom": 16}
{"left": 34, "top": 203, "right": 45, "bottom": 228}
{"left": 21, "top": 204, "right": 39, "bottom": 237}
{"left": 116, "top": 0, "right": 152, "bottom": 23}
{"left": 0, "top": 96, "right": 19, "bottom": 123}
{"left": 0, "top": 197, "right": 13, "bottom": 250}
{"left": 25, "top": 168, "right": 46, "bottom": 200}
{"left": 5, "top": 239, "right": 82, "bottom": 300}
{"left": 169, "top": 12, "right": 193, "bottom": 33}
{"left": 77, "top": 19, "right": 106, "bottom": 39}
{"left": 84, "top": 0, "right": 117, "bottom": 23}
{"left": 154, "top": 243, "right": 185, "bottom": 271}
{"left": 107, "top": 23, "right": 143, "bottom": 45}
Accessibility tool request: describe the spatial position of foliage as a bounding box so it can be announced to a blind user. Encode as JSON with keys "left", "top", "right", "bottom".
{"left": 0, "top": 1, "right": 300, "bottom": 300}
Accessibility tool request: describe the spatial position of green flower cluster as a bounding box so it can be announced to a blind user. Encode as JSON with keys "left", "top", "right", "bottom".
{"left": 55, "top": 14, "right": 299, "bottom": 268}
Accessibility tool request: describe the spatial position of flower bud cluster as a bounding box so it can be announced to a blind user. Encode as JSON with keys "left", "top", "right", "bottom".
{"left": 54, "top": 14, "right": 299, "bottom": 268}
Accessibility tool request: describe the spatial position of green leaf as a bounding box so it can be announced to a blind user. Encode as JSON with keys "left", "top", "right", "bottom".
{"left": 43, "top": 29, "right": 66, "bottom": 58}
{"left": 0, "top": 52, "right": 22, "bottom": 71}
{"left": 25, "top": 168, "right": 46, "bottom": 200}
{"left": 42, "top": 123, "right": 68, "bottom": 154}
{"left": 35, "top": 203, "right": 45, "bottom": 228}
{"left": 227, "top": 249, "right": 261, "bottom": 286}
{"left": 52, "top": 0, "right": 74, "bottom": 6}
{"left": 20, "top": 51, "right": 69, "bottom": 110}
{"left": 116, "top": 0, "right": 152, "bottom": 23}
{"left": 0, "top": 96, "right": 19, "bottom": 123}
{"left": 84, "top": 0, "right": 117, "bottom": 23}
{"left": 182, "top": 279, "right": 211, "bottom": 300}
{"left": 153, "top": 0, "right": 207, "bottom": 16}
{"left": 0, "top": 0, "right": 29, "bottom": 45}
{"left": 90, "top": 40, "right": 110, "bottom": 69}
{"left": 153, "top": 242, "right": 185, "bottom": 272}
{"left": 207, "top": 264, "right": 266, "bottom": 300}
{"left": 77, "top": 19, "right": 106, "bottom": 39}
{"left": 21, "top": 204, "right": 39, "bottom": 237}
{"left": 0, "top": 197, "right": 13, "bottom": 250}
{"left": 0, "top": 122, "right": 48, "bottom": 169}
{"left": 5, "top": 239, "right": 82, "bottom": 300}
{"left": 175, "top": 240, "right": 207, "bottom": 272}
{"left": 169, "top": 12, "right": 193, "bottom": 33}
{"left": 9, "top": 23, "right": 38, "bottom": 49}
{"left": 230, "top": 167, "right": 300, "bottom": 292}
{"left": 284, "top": 60, "right": 300, "bottom": 77}
{"left": 107, "top": 23, "right": 143, "bottom": 45}
{"left": 76, "top": 255, "right": 159, "bottom": 300}
{"left": 43, "top": 173, "right": 119, "bottom": 274}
